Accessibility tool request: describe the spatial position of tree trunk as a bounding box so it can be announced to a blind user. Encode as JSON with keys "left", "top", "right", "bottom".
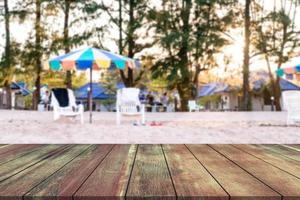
{"left": 274, "top": 77, "right": 281, "bottom": 111}
{"left": 264, "top": 53, "right": 281, "bottom": 110}
{"left": 177, "top": 0, "right": 192, "bottom": 111}
{"left": 177, "top": 82, "right": 191, "bottom": 111}
{"left": 119, "top": 0, "right": 134, "bottom": 87}
{"left": 242, "top": 0, "right": 251, "bottom": 111}
{"left": 33, "top": 0, "right": 42, "bottom": 110}
{"left": 272, "top": 24, "right": 288, "bottom": 111}
{"left": 118, "top": 0, "right": 123, "bottom": 55}
{"left": 127, "top": 0, "right": 134, "bottom": 87}
{"left": 4, "top": 0, "right": 12, "bottom": 109}
{"left": 4, "top": 82, "right": 11, "bottom": 109}
{"left": 64, "top": 0, "right": 72, "bottom": 88}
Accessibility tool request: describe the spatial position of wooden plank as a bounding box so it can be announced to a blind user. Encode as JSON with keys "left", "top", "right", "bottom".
{"left": 163, "top": 145, "right": 228, "bottom": 200}
{"left": 285, "top": 144, "right": 300, "bottom": 149}
{"left": 126, "top": 145, "right": 175, "bottom": 200}
{"left": 74, "top": 144, "right": 137, "bottom": 200}
{"left": 0, "top": 145, "right": 68, "bottom": 182}
{"left": 281, "top": 145, "right": 300, "bottom": 153}
{"left": 25, "top": 145, "right": 114, "bottom": 200}
{"left": 234, "top": 145, "right": 300, "bottom": 178}
{"left": 0, "top": 144, "right": 33, "bottom": 155}
{"left": 187, "top": 145, "right": 280, "bottom": 200}
{"left": 0, "top": 144, "right": 44, "bottom": 165}
{"left": 258, "top": 145, "right": 300, "bottom": 162}
{"left": 0, "top": 145, "right": 90, "bottom": 200}
{"left": 211, "top": 145, "right": 300, "bottom": 199}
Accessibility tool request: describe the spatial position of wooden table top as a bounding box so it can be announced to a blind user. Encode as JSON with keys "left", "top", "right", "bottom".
{"left": 0, "top": 144, "right": 299, "bottom": 200}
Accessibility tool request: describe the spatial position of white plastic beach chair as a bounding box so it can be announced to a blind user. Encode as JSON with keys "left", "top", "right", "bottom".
{"left": 188, "top": 100, "right": 200, "bottom": 112}
{"left": 282, "top": 90, "right": 300, "bottom": 125}
{"left": 116, "top": 88, "right": 145, "bottom": 125}
{"left": 51, "top": 88, "right": 84, "bottom": 124}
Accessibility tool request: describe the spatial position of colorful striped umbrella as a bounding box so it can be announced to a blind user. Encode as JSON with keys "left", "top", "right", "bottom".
{"left": 49, "top": 47, "right": 141, "bottom": 123}
{"left": 49, "top": 47, "right": 140, "bottom": 71}
{"left": 276, "top": 64, "right": 300, "bottom": 87}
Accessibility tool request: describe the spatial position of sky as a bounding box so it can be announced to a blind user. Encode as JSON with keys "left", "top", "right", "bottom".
{"left": 0, "top": 0, "right": 300, "bottom": 80}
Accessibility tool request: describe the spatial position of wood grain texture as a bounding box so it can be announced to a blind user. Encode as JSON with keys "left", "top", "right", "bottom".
{"left": 0, "top": 144, "right": 44, "bottom": 165}
{"left": 285, "top": 145, "right": 300, "bottom": 150}
{"left": 0, "top": 144, "right": 299, "bottom": 200}
{"left": 234, "top": 145, "right": 300, "bottom": 178}
{"left": 0, "top": 144, "right": 33, "bottom": 155}
{"left": 74, "top": 144, "right": 137, "bottom": 200}
{"left": 187, "top": 145, "right": 280, "bottom": 200}
{"left": 211, "top": 145, "right": 300, "bottom": 200}
{"left": 258, "top": 145, "right": 300, "bottom": 162}
{"left": 126, "top": 145, "right": 176, "bottom": 200}
{"left": 0, "top": 145, "right": 67, "bottom": 181}
{"left": 163, "top": 144, "right": 228, "bottom": 200}
{"left": 25, "top": 145, "right": 114, "bottom": 200}
{"left": 0, "top": 145, "right": 90, "bottom": 200}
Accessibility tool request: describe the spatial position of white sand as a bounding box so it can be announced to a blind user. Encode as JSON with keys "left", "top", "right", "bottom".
{"left": 0, "top": 110, "right": 299, "bottom": 144}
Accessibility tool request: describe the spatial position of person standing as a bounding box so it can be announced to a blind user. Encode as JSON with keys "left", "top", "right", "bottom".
{"left": 41, "top": 90, "right": 50, "bottom": 110}
{"left": 146, "top": 92, "right": 154, "bottom": 112}
{"left": 161, "top": 92, "right": 168, "bottom": 112}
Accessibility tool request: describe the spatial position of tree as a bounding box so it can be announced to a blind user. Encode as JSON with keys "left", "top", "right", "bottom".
{"left": 51, "top": 0, "right": 106, "bottom": 88}
{"left": 0, "top": 1, "right": 23, "bottom": 109}
{"left": 252, "top": 0, "right": 300, "bottom": 111}
{"left": 33, "top": 0, "right": 43, "bottom": 110}
{"left": 63, "top": 0, "right": 72, "bottom": 88}
{"left": 242, "top": 0, "right": 251, "bottom": 111}
{"left": 101, "top": 0, "right": 152, "bottom": 87}
{"left": 13, "top": 0, "right": 53, "bottom": 110}
{"left": 1, "top": 0, "right": 12, "bottom": 109}
{"left": 150, "top": 0, "right": 236, "bottom": 111}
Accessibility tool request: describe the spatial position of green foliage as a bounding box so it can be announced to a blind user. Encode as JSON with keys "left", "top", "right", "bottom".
{"left": 150, "top": 0, "right": 237, "bottom": 110}
{"left": 252, "top": 0, "right": 300, "bottom": 64}
{"left": 99, "top": 71, "right": 119, "bottom": 111}
{"left": 72, "top": 72, "right": 87, "bottom": 89}
{"left": 0, "top": 41, "right": 22, "bottom": 86}
{"left": 101, "top": 0, "right": 154, "bottom": 86}
{"left": 251, "top": 0, "right": 300, "bottom": 110}
{"left": 2, "top": 0, "right": 299, "bottom": 111}
{"left": 100, "top": 71, "right": 119, "bottom": 95}
{"left": 24, "top": 95, "right": 33, "bottom": 110}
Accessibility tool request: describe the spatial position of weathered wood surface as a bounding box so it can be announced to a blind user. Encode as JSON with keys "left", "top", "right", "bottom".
{"left": 25, "top": 145, "right": 114, "bottom": 200}
{"left": 0, "top": 145, "right": 66, "bottom": 182}
{"left": 0, "top": 144, "right": 37, "bottom": 156}
{"left": 0, "top": 144, "right": 299, "bottom": 200}
{"left": 0, "top": 144, "right": 43, "bottom": 165}
{"left": 258, "top": 144, "right": 300, "bottom": 162}
{"left": 74, "top": 144, "right": 137, "bottom": 200}
{"left": 285, "top": 144, "right": 300, "bottom": 150}
{"left": 0, "top": 145, "right": 90, "bottom": 200}
{"left": 126, "top": 145, "right": 175, "bottom": 200}
{"left": 163, "top": 144, "right": 228, "bottom": 200}
{"left": 211, "top": 145, "right": 300, "bottom": 199}
{"left": 233, "top": 144, "right": 300, "bottom": 178}
{"left": 187, "top": 145, "right": 280, "bottom": 200}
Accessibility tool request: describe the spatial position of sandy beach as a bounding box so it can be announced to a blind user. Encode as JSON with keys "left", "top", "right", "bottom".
{"left": 0, "top": 110, "right": 299, "bottom": 144}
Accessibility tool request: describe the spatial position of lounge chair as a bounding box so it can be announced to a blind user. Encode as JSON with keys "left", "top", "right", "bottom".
{"left": 116, "top": 88, "right": 145, "bottom": 125}
{"left": 282, "top": 90, "right": 300, "bottom": 125}
{"left": 51, "top": 88, "right": 84, "bottom": 124}
{"left": 188, "top": 100, "right": 200, "bottom": 112}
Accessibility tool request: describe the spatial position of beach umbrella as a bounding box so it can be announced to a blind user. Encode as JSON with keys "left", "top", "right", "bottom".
{"left": 49, "top": 47, "right": 140, "bottom": 123}
{"left": 276, "top": 64, "right": 300, "bottom": 85}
